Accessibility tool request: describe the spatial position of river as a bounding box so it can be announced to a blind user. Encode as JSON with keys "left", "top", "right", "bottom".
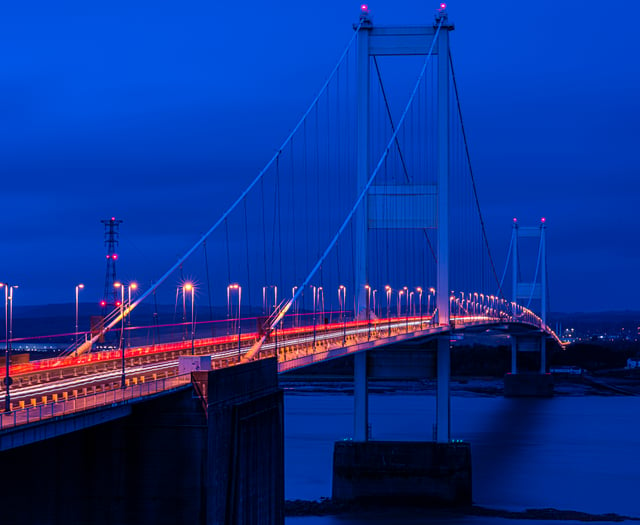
{"left": 284, "top": 387, "right": 640, "bottom": 524}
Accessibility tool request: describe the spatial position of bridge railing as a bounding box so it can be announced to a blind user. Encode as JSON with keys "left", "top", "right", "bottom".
{"left": 0, "top": 373, "right": 192, "bottom": 432}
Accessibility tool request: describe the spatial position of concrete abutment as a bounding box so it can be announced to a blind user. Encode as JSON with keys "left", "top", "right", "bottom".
{"left": 0, "top": 358, "right": 283, "bottom": 525}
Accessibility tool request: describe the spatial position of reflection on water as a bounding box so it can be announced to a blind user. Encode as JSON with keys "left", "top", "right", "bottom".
{"left": 284, "top": 390, "right": 640, "bottom": 524}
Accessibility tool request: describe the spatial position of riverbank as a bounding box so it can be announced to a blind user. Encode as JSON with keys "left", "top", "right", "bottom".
{"left": 285, "top": 499, "right": 640, "bottom": 521}
{"left": 281, "top": 374, "right": 640, "bottom": 397}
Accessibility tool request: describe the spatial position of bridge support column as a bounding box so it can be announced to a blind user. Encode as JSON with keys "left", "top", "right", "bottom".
{"left": 353, "top": 351, "right": 369, "bottom": 441}
{"left": 436, "top": 336, "right": 450, "bottom": 443}
{"left": 504, "top": 335, "right": 553, "bottom": 397}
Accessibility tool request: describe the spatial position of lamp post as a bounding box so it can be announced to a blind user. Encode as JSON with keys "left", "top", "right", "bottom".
{"left": 338, "top": 285, "right": 346, "bottom": 345}
{"left": 75, "top": 283, "right": 84, "bottom": 347}
{"left": 114, "top": 282, "right": 125, "bottom": 388}
{"left": 428, "top": 288, "right": 435, "bottom": 319}
{"left": 3, "top": 283, "right": 18, "bottom": 412}
{"left": 385, "top": 285, "right": 392, "bottom": 336}
{"left": 291, "top": 286, "right": 298, "bottom": 327}
{"left": 372, "top": 289, "right": 378, "bottom": 318}
{"left": 403, "top": 286, "right": 409, "bottom": 317}
{"left": 416, "top": 287, "right": 423, "bottom": 325}
{"left": 184, "top": 283, "right": 195, "bottom": 355}
{"left": 227, "top": 284, "right": 241, "bottom": 360}
{"left": 127, "top": 282, "right": 137, "bottom": 349}
{"left": 407, "top": 291, "right": 414, "bottom": 333}
{"left": 337, "top": 285, "right": 346, "bottom": 322}
{"left": 365, "top": 284, "right": 371, "bottom": 339}
{"left": 310, "top": 285, "right": 317, "bottom": 348}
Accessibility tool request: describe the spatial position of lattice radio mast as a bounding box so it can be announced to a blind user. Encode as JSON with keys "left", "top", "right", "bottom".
{"left": 101, "top": 217, "right": 123, "bottom": 312}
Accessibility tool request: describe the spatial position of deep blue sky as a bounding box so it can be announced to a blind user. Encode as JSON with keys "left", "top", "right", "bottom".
{"left": 1, "top": 1, "right": 639, "bottom": 312}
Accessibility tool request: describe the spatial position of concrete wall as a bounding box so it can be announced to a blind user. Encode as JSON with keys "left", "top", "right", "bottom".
{"left": 0, "top": 358, "right": 283, "bottom": 525}
{"left": 333, "top": 440, "right": 471, "bottom": 505}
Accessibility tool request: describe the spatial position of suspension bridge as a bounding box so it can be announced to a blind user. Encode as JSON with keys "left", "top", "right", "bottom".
{"left": 0, "top": 5, "right": 561, "bottom": 524}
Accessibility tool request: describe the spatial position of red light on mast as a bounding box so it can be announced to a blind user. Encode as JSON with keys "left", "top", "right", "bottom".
{"left": 440, "top": 3, "right": 446, "bottom": 10}
{"left": 100, "top": 300, "right": 106, "bottom": 307}
{"left": 112, "top": 254, "right": 118, "bottom": 260}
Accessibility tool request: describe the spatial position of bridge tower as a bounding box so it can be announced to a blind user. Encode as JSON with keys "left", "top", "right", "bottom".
{"left": 334, "top": 5, "right": 471, "bottom": 508}
{"left": 505, "top": 218, "right": 553, "bottom": 396}
{"left": 353, "top": 4, "right": 453, "bottom": 443}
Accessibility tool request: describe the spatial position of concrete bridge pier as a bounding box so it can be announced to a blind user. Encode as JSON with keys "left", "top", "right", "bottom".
{"left": 331, "top": 340, "right": 471, "bottom": 506}
{"left": 504, "top": 334, "right": 554, "bottom": 397}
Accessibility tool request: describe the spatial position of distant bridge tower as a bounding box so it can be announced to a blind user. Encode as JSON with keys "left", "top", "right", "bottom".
{"left": 101, "top": 217, "right": 123, "bottom": 311}
{"left": 505, "top": 217, "right": 552, "bottom": 396}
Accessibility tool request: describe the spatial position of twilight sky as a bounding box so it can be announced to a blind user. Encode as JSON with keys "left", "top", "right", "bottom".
{"left": 1, "top": 1, "right": 639, "bottom": 312}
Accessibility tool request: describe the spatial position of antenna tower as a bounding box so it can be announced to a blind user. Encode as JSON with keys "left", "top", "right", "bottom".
{"left": 101, "top": 217, "right": 123, "bottom": 311}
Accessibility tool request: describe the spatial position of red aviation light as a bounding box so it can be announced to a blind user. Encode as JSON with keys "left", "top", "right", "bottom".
{"left": 439, "top": 3, "right": 446, "bottom": 10}
{"left": 100, "top": 300, "right": 106, "bottom": 307}
{"left": 361, "top": 4, "right": 369, "bottom": 13}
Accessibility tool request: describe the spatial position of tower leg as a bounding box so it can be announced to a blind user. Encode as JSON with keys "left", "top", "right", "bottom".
{"left": 354, "top": 352, "right": 368, "bottom": 442}
{"left": 540, "top": 337, "right": 546, "bottom": 373}
{"left": 436, "top": 336, "right": 450, "bottom": 443}
{"left": 511, "top": 337, "right": 517, "bottom": 374}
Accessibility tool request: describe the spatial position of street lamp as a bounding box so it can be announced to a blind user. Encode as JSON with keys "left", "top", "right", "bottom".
{"left": 291, "top": 286, "right": 298, "bottom": 327}
{"left": 337, "top": 285, "right": 346, "bottom": 321}
{"left": 338, "top": 285, "right": 346, "bottom": 344}
{"left": 416, "top": 287, "right": 423, "bottom": 324}
{"left": 365, "top": 284, "right": 371, "bottom": 340}
{"left": 428, "top": 287, "right": 435, "bottom": 318}
{"left": 317, "top": 286, "right": 324, "bottom": 321}
{"left": 184, "top": 283, "right": 195, "bottom": 355}
{"left": 114, "top": 282, "right": 125, "bottom": 388}
{"left": 2, "top": 283, "right": 18, "bottom": 412}
{"left": 75, "top": 283, "right": 84, "bottom": 347}
{"left": 227, "top": 284, "right": 242, "bottom": 360}
{"left": 372, "top": 289, "right": 378, "bottom": 318}
{"left": 403, "top": 286, "right": 409, "bottom": 317}
{"left": 127, "top": 282, "right": 137, "bottom": 349}
{"left": 385, "top": 285, "right": 392, "bottom": 336}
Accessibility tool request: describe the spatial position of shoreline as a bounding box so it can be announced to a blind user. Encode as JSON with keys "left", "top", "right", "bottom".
{"left": 281, "top": 375, "right": 640, "bottom": 397}
{"left": 284, "top": 499, "right": 640, "bottom": 521}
